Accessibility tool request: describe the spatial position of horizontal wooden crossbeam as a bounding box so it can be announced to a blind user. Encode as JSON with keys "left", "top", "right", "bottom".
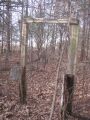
{"left": 23, "top": 17, "right": 79, "bottom": 25}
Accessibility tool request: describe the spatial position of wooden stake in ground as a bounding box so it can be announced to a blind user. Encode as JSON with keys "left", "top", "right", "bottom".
{"left": 61, "top": 19, "right": 79, "bottom": 119}
{"left": 19, "top": 21, "right": 27, "bottom": 104}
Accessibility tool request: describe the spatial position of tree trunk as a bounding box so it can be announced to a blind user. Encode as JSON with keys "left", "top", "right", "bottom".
{"left": 6, "top": 0, "right": 11, "bottom": 53}
{"left": 1, "top": 2, "right": 4, "bottom": 54}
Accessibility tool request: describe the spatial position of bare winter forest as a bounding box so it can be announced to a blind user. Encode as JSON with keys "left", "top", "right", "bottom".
{"left": 0, "top": 0, "right": 90, "bottom": 120}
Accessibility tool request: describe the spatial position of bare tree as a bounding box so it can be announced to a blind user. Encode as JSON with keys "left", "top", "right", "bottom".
{"left": 6, "top": 0, "right": 11, "bottom": 53}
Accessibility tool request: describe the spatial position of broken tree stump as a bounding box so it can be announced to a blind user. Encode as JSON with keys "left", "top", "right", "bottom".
{"left": 65, "top": 74, "right": 74, "bottom": 115}
{"left": 61, "top": 74, "right": 74, "bottom": 119}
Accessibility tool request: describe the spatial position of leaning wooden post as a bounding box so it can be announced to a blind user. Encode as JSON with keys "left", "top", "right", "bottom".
{"left": 61, "top": 18, "right": 79, "bottom": 119}
{"left": 19, "top": 21, "right": 27, "bottom": 104}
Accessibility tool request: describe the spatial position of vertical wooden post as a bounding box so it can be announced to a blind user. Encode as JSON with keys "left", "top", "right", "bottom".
{"left": 65, "top": 74, "right": 74, "bottom": 114}
{"left": 19, "top": 21, "right": 27, "bottom": 104}
{"left": 68, "top": 19, "right": 79, "bottom": 75}
{"left": 61, "top": 19, "right": 79, "bottom": 119}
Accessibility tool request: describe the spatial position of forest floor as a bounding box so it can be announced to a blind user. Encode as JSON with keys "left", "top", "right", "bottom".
{"left": 0, "top": 52, "right": 90, "bottom": 120}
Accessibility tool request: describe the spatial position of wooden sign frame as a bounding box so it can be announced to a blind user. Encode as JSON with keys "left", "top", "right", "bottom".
{"left": 20, "top": 17, "right": 79, "bottom": 118}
